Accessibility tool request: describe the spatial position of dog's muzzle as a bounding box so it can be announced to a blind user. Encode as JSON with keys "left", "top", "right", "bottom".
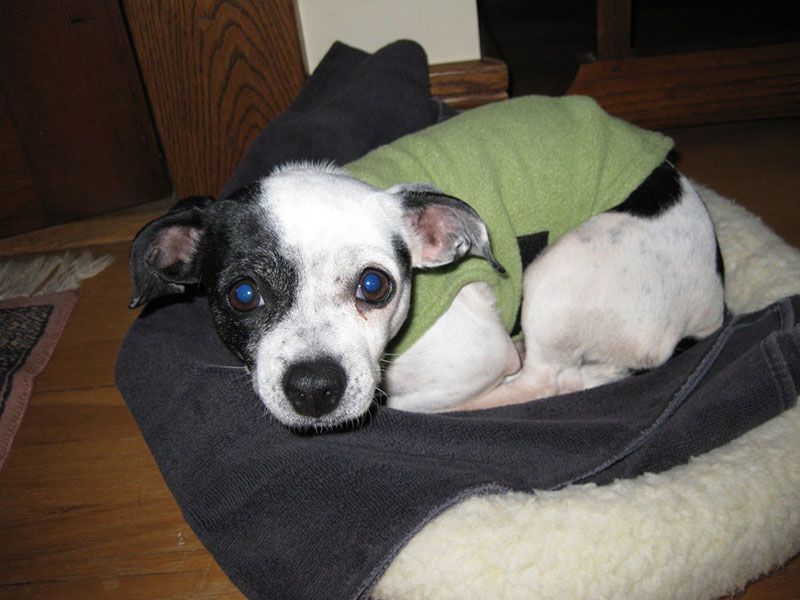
{"left": 282, "top": 358, "right": 347, "bottom": 418}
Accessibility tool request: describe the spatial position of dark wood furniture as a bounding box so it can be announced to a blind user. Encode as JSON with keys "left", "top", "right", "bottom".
{"left": 568, "top": 0, "right": 800, "bottom": 129}
{"left": 122, "top": 0, "right": 306, "bottom": 199}
{"left": 0, "top": 0, "right": 507, "bottom": 238}
{"left": 0, "top": 0, "right": 170, "bottom": 238}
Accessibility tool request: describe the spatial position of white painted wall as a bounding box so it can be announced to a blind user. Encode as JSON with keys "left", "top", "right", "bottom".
{"left": 293, "top": 0, "right": 481, "bottom": 73}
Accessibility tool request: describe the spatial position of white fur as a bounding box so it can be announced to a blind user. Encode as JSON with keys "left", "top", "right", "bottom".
{"left": 388, "top": 175, "right": 723, "bottom": 412}
{"left": 384, "top": 282, "right": 520, "bottom": 411}
{"left": 372, "top": 185, "right": 800, "bottom": 600}
{"left": 250, "top": 164, "right": 724, "bottom": 421}
{"left": 499, "top": 176, "right": 722, "bottom": 401}
{"left": 252, "top": 164, "right": 414, "bottom": 427}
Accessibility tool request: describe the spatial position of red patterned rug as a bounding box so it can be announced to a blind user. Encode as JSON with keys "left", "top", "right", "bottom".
{"left": 0, "top": 292, "right": 77, "bottom": 470}
{"left": 0, "top": 251, "right": 111, "bottom": 470}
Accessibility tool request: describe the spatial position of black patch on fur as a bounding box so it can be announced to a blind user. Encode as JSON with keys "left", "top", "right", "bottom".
{"left": 392, "top": 234, "right": 412, "bottom": 279}
{"left": 199, "top": 188, "right": 299, "bottom": 368}
{"left": 129, "top": 197, "right": 215, "bottom": 308}
{"left": 400, "top": 187, "right": 463, "bottom": 211}
{"left": 225, "top": 181, "right": 263, "bottom": 204}
{"left": 168, "top": 195, "right": 216, "bottom": 214}
{"left": 609, "top": 162, "right": 682, "bottom": 219}
{"left": 517, "top": 231, "right": 549, "bottom": 270}
{"left": 510, "top": 231, "right": 549, "bottom": 337}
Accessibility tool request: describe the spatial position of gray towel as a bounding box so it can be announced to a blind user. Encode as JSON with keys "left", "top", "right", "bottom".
{"left": 116, "top": 41, "right": 800, "bottom": 600}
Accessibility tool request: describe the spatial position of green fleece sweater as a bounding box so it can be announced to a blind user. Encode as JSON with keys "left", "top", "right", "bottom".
{"left": 345, "top": 95, "right": 674, "bottom": 355}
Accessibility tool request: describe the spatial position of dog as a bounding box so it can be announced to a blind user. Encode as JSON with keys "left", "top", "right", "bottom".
{"left": 129, "top": 158, "right": 724, "bottom": 429}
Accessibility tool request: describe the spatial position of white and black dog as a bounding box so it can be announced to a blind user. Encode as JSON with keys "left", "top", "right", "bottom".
{"left": 130, "top": 161, "right": 724, "bottom": 428}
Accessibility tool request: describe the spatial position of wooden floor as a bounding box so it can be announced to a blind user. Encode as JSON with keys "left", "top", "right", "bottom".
{"left": 0, "top": 118, "right": 798, "bottom": 599}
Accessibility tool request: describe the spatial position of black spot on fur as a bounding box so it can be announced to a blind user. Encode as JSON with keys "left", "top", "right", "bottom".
{"left": 609, "top": 162, "right": 682, "bottom": 219}
{"left": 517, "top": 231, "right": 549, "bottom": 270}
{"left": 225, "top": 180, "right": 263, "bottom": 204}
{"left": 510, "top": 231, "right": 549, "bottom": 337}
{"left": 392, "top": 234, "right": 411, "bottom": 278}
{"left": 200, "top": 197, "right": 298, "bottom": 368}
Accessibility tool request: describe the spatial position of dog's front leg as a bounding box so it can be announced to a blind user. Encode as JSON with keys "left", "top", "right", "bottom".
{"left": 383, "top": 282, "right": 521, "bottom": 413}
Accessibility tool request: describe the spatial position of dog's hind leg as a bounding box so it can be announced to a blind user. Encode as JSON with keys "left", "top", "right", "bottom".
{"left": 444, "top": 334, "right": 570, "bottom": 411}
{"left": 446, "top": 341, "right": 632, "bottom": 412}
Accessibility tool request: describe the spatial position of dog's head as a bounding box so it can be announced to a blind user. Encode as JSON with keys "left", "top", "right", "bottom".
{"left": 129, "top": 163, "right": 502, "bottom": 428}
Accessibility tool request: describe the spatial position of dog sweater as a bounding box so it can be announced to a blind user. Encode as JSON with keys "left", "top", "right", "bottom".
{"left": 345, "top": 96, "right": 674, "bottom": 355}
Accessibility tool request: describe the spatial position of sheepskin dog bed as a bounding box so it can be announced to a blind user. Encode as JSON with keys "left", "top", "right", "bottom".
{"left": 372, "top": 184, "right": 800, "bottom": 600}
{"left": 117, "top": 42, "right": 799, "bottom": 600}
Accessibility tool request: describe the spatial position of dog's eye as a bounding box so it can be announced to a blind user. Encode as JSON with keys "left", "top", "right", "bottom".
{"left": 228, "top": 279, "right": 264, "bottom": 311}
{"left": 355, "top": 269, "right": 394, "bottom": 306}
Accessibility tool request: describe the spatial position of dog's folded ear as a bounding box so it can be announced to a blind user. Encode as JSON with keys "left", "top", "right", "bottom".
{"left": 391, "top": 183, "right": 505, "bottom": 273}
{"left": 128, "top": 196, "right": 215, "bottom": 308}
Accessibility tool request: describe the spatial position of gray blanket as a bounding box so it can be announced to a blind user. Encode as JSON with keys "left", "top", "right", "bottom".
{"left": 116, "top": 41, "right": 800, "bottom": 600}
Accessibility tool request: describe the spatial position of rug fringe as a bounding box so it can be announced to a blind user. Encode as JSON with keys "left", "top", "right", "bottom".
{"left": 0, "top": 251, "right": 113, "bottom": 301}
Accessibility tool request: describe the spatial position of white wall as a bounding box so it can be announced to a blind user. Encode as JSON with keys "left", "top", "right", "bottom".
{"left": 293, "top": 0, "right": 481, "bottom": 73}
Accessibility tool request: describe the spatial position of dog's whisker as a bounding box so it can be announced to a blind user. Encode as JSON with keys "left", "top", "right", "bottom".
{"left": 381, "top": 345, "right": 448, "bottom": 361}
{"left": 231, "top": 373, "right": 254, "bottom": 385}
{"left": 200, "top": 363, "right": 249, "bottom": 371}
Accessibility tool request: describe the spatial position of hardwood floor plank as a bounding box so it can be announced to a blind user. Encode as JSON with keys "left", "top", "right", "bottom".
{"left": 0, "top": 391, "right": 232, "bottom": 592}
{"left": 10, "top": 400, "right": 141, "bottom": 447}
{"left": 738, "top": 553, "right": 800, "bottom": 599}
{"left": 668, "top": 118, "right": 800, "bottom": 249}
{"left": 0, "top": 196, "right": 173, "bottom": 257}
{"left": 0, "top": 567, "right": 240, "bottom": 600}
{"left": 27, "top": 243, "right": 143, "bottom": 392}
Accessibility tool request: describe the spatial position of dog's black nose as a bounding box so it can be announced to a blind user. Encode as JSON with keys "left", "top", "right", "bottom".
{"left": 283, "top": 359, "right": 346, "bottom": 418}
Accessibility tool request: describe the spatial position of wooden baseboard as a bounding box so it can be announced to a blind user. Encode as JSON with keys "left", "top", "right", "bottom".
{"left": 567, "top": 43, "right": 800, "bottom": 130}
{"left": 429, "top": 58, "right": 509, "bottom": 109}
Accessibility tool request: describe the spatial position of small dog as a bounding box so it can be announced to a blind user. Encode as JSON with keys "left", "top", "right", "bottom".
{"left": 130, "top": 161, "right": 724, "bottom": 428}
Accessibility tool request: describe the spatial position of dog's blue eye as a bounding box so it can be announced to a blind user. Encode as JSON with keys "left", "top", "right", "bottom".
{"left": 362, "top": 272, "right": 382, "bottom": 293}
{"left": 228, "top": 279, "right": 264, "bottom": 311}
{"left": 356, "top": 269, "right": 394, "bottom": 306}
{"left": 236, "top": 283, "right": 254, "bottom": 303}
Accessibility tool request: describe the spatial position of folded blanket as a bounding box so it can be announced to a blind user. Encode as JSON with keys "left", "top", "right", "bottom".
{"left": 221, "top": 41, "right": 452, "bottom": 197}
{"left": 116, "top": 41, "right": 800, "bottom": 600}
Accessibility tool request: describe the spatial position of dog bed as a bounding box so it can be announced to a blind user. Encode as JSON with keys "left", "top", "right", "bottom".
{"left": 372, "top": 182, "right": 800, "bottom": 599}
{"left": 116, "top": 41, "right": 800, "bottom": 599}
